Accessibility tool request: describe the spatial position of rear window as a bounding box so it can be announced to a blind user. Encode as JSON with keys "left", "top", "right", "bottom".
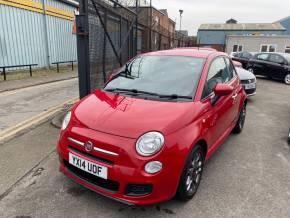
{"left": 268, "top": 54, "right": 285, "bottom": 64}
{"left": 241, "top": 52, "right": 252, "bottom": 59}
{"left": 282, "top": 54, "right": 290, "bottom": 63}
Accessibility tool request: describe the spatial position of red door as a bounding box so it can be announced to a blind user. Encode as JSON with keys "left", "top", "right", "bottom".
{"left": 200, "top": 57, "right": 239, "bottom": 148}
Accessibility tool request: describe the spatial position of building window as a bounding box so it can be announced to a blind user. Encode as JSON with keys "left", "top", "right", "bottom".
{"left": 269, "top": 45, "right": 276, "bottom": 52}
{"left": 260, "top": 44, "right": 277, "bottom": 52}
{"left": 285, "top": 46, "right": 290, "bottom": 53}
{"left": 233, "top": 44, "right": 243, "bottom": 52}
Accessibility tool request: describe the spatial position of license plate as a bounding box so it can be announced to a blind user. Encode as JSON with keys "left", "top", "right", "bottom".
{"left": 69, "top": 153, "right": 108, "bottom": 179}
{"left": 245, "top": 83, "right": 256, "bottom": 90}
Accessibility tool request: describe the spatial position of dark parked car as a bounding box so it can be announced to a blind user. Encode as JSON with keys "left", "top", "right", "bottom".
{"left": 231, "top": 52, "right": 256, "bottom": 69}
{"left": 247, "top": 53, "right": 290, "bottom": 85}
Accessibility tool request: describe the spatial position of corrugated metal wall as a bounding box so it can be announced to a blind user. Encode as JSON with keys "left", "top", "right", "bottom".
{"left": 47, "top": 16, "right": 77, "bottom": 63}
{"left": 0, "top": 5, "right": 47, "bottom": 67}
{"left": 0, "top": 0, "right": 77, "bottom": 68}
{"left": 280, "top": 18, "right": 290, "bottom": 35}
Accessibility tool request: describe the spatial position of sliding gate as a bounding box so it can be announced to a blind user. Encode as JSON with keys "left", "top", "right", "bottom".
{"left": 76, "top": 0, "right": 140, "bottom": 98}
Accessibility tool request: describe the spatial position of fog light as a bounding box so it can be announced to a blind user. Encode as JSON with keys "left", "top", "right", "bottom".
{"left": 145, "top": 161, "right": 162, "bottom": 174}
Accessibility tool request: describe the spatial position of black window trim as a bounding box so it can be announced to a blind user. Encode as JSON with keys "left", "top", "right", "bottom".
{"left": 201, "top": 56, "right": 237, "bottom": 102}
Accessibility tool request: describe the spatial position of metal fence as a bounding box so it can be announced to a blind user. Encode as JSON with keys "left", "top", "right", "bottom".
{"left": 76, "top": 0, "right": 190, "bottom": 98}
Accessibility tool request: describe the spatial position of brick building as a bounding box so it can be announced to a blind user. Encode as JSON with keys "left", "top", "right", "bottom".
{"left": 134, "top": 7, "right": 176, "bottom": 52}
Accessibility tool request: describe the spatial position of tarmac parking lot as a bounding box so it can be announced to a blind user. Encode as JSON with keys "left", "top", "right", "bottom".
{"left": 0, "top": 77, "right": 290, "bottom": 218}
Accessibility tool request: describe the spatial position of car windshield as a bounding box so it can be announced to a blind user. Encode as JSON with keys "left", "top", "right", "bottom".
{"left": 104, "top": 55, "right": 205, "bottom": 100}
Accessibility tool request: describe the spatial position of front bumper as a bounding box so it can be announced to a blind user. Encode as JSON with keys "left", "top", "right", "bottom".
{"left": 242, "top": 84, "right": 256, "bottom": 97}
{"left": 57, "top": 126, "right": 184, "bottom": 205}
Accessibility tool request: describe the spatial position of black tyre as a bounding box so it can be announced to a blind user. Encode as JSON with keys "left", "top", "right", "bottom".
{"left": 233, "top": 104, "right": 247, "bottom": 134}
{"left": 176, "top": 145, "right": 205, "bottom": 201}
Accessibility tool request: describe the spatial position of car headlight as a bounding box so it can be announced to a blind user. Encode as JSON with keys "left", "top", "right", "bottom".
{"left": 136, "top": 132, "right": 165, "bottom": 156}
{"left": 61, "top": 111, "right": 71, "bottom": 130}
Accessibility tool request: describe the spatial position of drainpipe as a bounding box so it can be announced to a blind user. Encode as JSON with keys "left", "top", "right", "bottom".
{"left": 41, "top": 0, "right": 50, "bottom": 68}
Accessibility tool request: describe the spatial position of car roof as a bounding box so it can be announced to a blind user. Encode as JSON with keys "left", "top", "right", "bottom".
{"left": 142, "top": 48, "right": 221, "bottom": 59}
{"left": 174, "top": 47, "right": 217, "bottom": 52}
{"left": 256, "top": 52, "right": 286, "bottom": 56}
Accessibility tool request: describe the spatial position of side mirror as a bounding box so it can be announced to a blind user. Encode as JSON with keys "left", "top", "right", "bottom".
{"left": 214, "top": 84, "right": 233, "bottom": 96}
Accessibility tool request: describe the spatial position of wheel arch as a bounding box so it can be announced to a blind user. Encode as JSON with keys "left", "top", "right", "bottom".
{"left": 195, "top": 139, "right": 208, "bottom": 159}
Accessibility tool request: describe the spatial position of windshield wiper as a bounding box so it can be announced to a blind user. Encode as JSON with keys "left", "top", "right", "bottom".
{"left": 158, "top": 94, "right": 193, "bottom": 100}
{"left": 104, "top": 88, "right": 192, "bottom": 100}
{"left": 104, "top": 88, "right": 158, "bottom": 96}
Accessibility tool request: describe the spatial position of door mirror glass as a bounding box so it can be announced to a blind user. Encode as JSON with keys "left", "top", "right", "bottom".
{"left": 214, "top": 84, "right": 233, "bottom": 96}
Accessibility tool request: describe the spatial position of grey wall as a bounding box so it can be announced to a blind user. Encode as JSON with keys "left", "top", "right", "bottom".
{"left": 226, "top": 35, "right": 290, "bottom": 53}
{"left": 197, "top": 30, "right": 286, "bottom": 46}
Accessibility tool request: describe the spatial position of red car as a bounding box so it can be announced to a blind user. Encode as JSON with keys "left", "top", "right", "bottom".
{"left": 57, "top": 49, "right": 247, "bottom": 205}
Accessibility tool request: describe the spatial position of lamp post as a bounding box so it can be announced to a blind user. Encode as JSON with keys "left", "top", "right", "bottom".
{"left": 149, "top": 0, "right": 152, "bottom": 51}
{"left": 179, "top": 9, "right": 183, "bottom": 31}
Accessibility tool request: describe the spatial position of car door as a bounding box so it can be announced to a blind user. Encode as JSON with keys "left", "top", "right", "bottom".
{"left": 267, "top": 54, "right": 288, "bottom": 80}
{"left": 232, "top": 52, "right": 241, "bottom": 62}
{"left": 200, "top": 57, "right": 238, "bottom": 148}
{"left": 224, "top": 57, "right": 242, "bottom": 124}
{"left": 252, "top": 53, "right": 270, "bottom": 76}
{"left": 240, "top": 52, "right": 252, "bottom": 68}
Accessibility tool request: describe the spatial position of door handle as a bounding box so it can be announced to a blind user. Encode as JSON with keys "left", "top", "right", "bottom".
{"left": 232, "top": 93, "right": 238, "bottom": 100}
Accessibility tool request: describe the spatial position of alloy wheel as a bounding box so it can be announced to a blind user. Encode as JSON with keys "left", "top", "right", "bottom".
{"left": 238, "top": 105, "right": 246, "bottom": 130}
{"left": 248, "top": 68, "right": 254, "bottom": 74}
{"left": 285, "top": 74, "right": 290, "bottom": 85}
{"left": 185, "top": 150, "right": 203, "bottom": 196}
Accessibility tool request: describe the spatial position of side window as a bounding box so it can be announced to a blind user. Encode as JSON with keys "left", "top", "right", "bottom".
{"left": 242, "top": 52, "right": 252, "bottom": 59}
{"left": 224, "top": 58, "right": 235, "bottom": 78}
{"left": 202, "top": 57, "right": 231, "bottom": 98}
{"left": 257, "top": 53, "right": 269, "bottom": 61}
{"left": 268, "top": 54, "right": 285, "bottom": 64}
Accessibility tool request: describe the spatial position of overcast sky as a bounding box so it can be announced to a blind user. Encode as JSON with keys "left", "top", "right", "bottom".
{"left": 152, "top": 0, "right": 290, "bottom": 35}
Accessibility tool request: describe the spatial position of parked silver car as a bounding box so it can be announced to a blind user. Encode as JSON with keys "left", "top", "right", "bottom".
{"left": 233, "top": 61, "right": 257, "bottom": 97}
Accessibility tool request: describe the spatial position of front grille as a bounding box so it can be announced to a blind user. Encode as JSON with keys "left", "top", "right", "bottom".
{"left": 241, "top": 78, "right": 255, "bottom": 84}
{"left": 246, "top": 88, "right": 256, "bottom": 95}
{"left": 125, "top": 184, "right": 153, "bottom": 197}
{"left": 69, "top": 146, "right": 114, "bottom": 165}
{"left": 64, "top": 160, "right": 119, "bottom": 192}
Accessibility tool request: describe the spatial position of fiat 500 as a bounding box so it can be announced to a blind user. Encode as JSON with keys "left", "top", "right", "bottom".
{"left": 57, "top": 49, "right": 247, "bottom": 205}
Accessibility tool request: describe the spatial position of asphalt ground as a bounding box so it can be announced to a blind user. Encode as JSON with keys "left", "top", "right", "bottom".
{"left": 0, "top": 78, "right": 289, "bottom": 218}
